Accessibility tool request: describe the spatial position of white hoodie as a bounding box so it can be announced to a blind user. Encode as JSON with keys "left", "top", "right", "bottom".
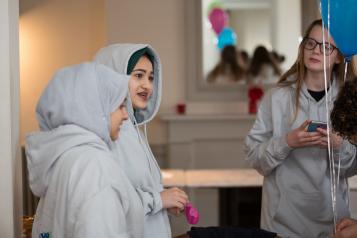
{"left": 94, "top": 44, "right": 171, "bottom": 238}
{"left": 245, "top": 75, "right": 357, "bottom": 238}
{"left": 26, "top": 63, "right": 144, "bottom": 238}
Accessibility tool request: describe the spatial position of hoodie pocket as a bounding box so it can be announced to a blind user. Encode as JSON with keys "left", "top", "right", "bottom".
{"left": 273, "top": 189, "right": 334, "bottom": 237}
{"left": 273, "top": 193, "right": 307, "bottom": 237}
{"left": 276, "top": 189, "right": 333, "bottom": 220}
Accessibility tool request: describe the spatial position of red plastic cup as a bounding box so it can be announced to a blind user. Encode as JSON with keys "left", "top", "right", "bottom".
{"left": 176, "top": 103, "right": 186, "bottom": 115}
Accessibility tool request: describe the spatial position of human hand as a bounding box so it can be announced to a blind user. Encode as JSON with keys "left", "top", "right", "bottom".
{"left": 286, "top": 120, "right": 323, "bottom": 148}
{"left": 333, "top": 218, "right": 357, "bottom": 238}
{"left": 316, "top": 128, "right": 343, "bottom": 149}
{"left": 160, "top": 187, "right": 188, "bottom": 211}
{"left": 336, "top": 218, "right": 357, "bottom": 232}
{"left": 168, "top": 207, "right": 182, "bottom": 216}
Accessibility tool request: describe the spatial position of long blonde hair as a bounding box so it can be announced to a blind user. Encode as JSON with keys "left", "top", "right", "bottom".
{"left": 277, "top": 19, "right": 355, "bottom": 121}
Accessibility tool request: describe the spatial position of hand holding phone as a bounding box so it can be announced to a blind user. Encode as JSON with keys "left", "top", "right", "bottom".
{"left": 287, "top": 120, "right": 324, "bottom": 148}
{"left": 307, "top": 120, "right": 327, "bottom": 132}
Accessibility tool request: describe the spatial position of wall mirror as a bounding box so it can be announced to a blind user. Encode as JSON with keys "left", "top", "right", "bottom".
{"left": 185, "top": 0, "right": 280, "bottom": 101}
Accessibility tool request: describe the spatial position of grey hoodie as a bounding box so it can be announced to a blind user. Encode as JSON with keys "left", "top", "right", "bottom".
{"left": 26, "top": 63, "right": 144, "bottom": 238}
{"left": 94, "top": 44, "right": 170, "bottom": 238}
{"left": 245, "top": 75, "right": 357, "bottom": 238}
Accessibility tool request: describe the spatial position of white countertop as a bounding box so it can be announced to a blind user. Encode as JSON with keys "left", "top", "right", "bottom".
{"left": 162, "top": 169, "right": 263, "bottom": 188}
{"left": 184, "top": 169, "right": 263, "bottom": 188}
{"left": 161, "top": 169, "right": 186, "bottom": 187}
{"left": 160, "top": 113, "right": 256, "bottom": 122}
{"left": 162, "top": 169, "right": 357, "bottom": 190}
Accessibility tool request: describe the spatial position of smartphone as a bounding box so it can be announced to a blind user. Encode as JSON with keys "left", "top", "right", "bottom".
{"left": 307, "top": 120, "right": 327, "bottom": 132}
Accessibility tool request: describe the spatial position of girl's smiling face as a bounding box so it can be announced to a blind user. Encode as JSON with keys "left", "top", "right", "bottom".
{"left": 129, "top": 56, "right": 154, "bottom": 110}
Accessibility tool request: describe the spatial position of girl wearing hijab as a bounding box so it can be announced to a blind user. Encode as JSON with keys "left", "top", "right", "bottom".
{"left": 26, "top": 62, "right": 144, "bottom": 238}
{"left": 95, "top": 44, "right": 188, "bottom": 238}
{"left": 245, "top": 19, "right": 356, "bottom": 237}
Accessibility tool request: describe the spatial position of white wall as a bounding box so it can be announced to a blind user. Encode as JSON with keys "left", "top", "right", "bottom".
{"left": 20, "top": 0, "right": 106, "bottom": 143}
{"left": 273, "top": 0, "right": 301, "bottom": 70}
{"left": 105, "top": 0, "right": 301, "bottom": 144}
{"left": 18, "top": 0, "right": 302, "bottom": 145}
{"left": 0, "top": 0, "right": 21, "bottom": 237}
{"left": 202, "top": 0, "right": 220, "bottom": 77}
{"left": 232, "top": 9, "right": 272, "bottom": 54}
{"left": 105, "top": 0, "right": 187, "bottom": 144}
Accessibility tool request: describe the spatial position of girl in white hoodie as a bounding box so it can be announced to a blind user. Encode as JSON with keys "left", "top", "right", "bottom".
{"left": 26, "top": 62, "right": 144, "bottom": 238}
{"left": 95, "top": 44, "right": 188, "bottom": 238}
{"left": 246, "top": 19, "right": 356, "bottom": 238}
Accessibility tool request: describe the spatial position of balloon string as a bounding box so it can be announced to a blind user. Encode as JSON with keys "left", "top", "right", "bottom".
{"left": 327, "top": 5, "right": 337, "bottom": 230}
{"left": 322, "top": 14, "right": 338, "bottom": 234}
{"left": 327, "top": 2, "right": 338, "bottom": 232}
{"left": 344, "top": 62, "right": 348, "bottom": 83}
{"left": 332, "top": 62, "right": 349, "bottom": 236}
{"left": 338, "top": 61, "right": 349, "bottom": 189}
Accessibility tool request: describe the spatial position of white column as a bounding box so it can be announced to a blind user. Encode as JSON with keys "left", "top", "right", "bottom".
{"left": 0, "top": 0, "right": 22, "bottom": 237}
{"left": 273, "top": 0, "right": 302, "bottom": 70}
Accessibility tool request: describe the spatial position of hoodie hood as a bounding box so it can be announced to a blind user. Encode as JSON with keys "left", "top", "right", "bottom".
{"left": 287, "top": 73, "right": 340, "bottom": 99}
{"left": 300, "top": 74, "right": 340, "bottom": 104}
{"left": 27, "top": 62, "right": 129, "bottom": 197}
{"left": 26, "top": 125, "right": 109, "bottom": 197}
{"left": 289, "top": 74, "right": 341, "bottom": 112}
{"left": 94, "top": 43, "right": 162, "bottom": 125}
{"left": 36, "top": 62, "right": 129, "bottom": 146}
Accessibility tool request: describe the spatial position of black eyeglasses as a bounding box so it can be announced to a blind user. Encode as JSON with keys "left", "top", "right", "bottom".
{"left": 303, "top": 37, "right": 337, "bottom": 56}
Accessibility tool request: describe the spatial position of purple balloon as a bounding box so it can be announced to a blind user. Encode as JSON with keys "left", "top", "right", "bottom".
{"left": 208, "top": 8, "right": 228, "bottom": 35}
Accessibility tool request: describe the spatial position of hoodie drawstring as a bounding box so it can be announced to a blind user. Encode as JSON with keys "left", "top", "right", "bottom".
{"left": 131, "top": 113, "right": 163, "bottom": 183}
{"left": 143, "top": 124, "right": 163, "bottom": 182}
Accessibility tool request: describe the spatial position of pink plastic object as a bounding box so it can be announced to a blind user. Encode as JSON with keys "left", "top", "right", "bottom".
{"left": 185, "top": 202, "right": 199, "bottom": 224}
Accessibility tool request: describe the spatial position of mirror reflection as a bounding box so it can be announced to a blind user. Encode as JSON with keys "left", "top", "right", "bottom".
{"left": 202, "top": 0, "right": 285, "bottom": 86}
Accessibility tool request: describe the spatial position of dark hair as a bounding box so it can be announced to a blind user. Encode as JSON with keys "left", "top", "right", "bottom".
{"left": 271, "top": 51, "right": 285, "bottom": 63}
{"left": 331, "top": 78, "right": 357, "bottom": 139}
{"left": 207, "top": 45, "right": 246, "bottom": 82}
{"left": 127, "top": 48, "right": 154, "bottom": 74}
{"left": 239, "top": 50, "right": 249, "bottom": 64}
{"left": 277, "top": 19, "right": 355, "bottom": 121}
{"left": 249, "top": 45, "right": 281, "bottom": 77}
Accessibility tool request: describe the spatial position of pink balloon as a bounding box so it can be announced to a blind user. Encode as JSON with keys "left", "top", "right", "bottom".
{"left": 208, "top": 8, "right": 228, "bottom": 35}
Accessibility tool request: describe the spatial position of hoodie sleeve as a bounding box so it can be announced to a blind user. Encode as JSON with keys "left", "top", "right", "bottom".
{"left": 333, "top": 140, "right": 357, "bottom": 177}
{"left": 74, "top": 186, "right": 130, "bottom": 238}
{"left": 135, "top": 187, "right": 163, "bottom": 215}
{"left": 245, "top": 90, "right": 293, "bottom": 176}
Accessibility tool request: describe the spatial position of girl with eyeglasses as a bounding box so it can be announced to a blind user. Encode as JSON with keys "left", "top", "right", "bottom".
{"left": 245, "top": 19, "right": 357, "bottom": 238}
